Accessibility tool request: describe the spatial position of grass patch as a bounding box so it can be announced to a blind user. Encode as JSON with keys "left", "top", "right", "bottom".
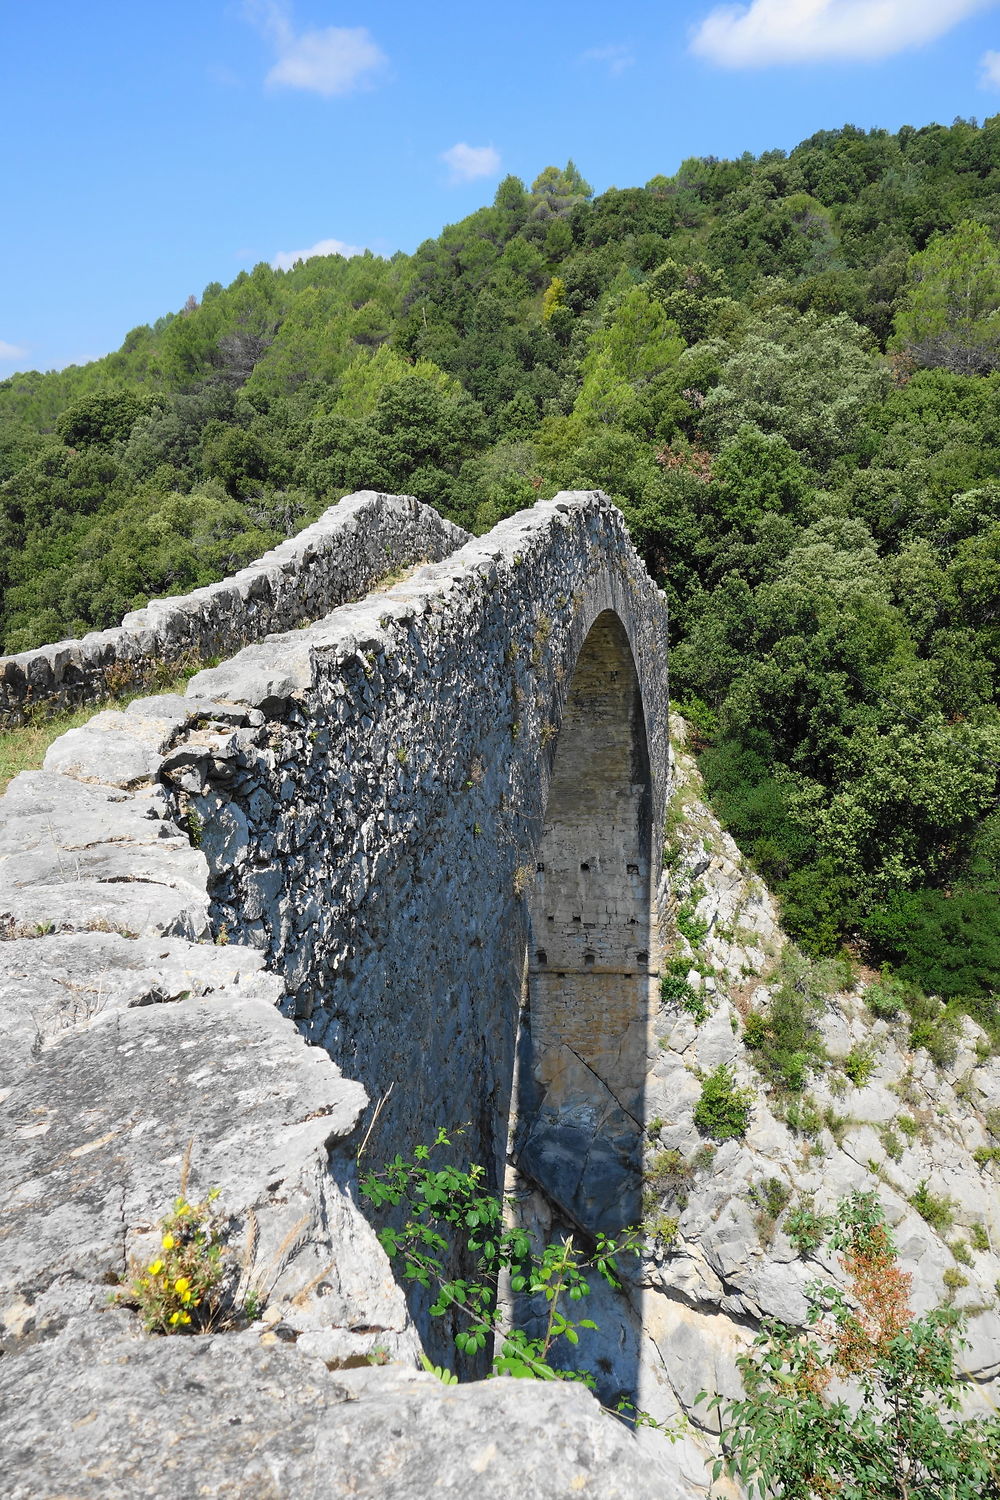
{"left": 0, "top": 668, "right": 201, "bottom": 796}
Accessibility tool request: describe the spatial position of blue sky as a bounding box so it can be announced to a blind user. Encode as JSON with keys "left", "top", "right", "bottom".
{"left": 4, "top": 0, "right": 1000, "bottom": 375}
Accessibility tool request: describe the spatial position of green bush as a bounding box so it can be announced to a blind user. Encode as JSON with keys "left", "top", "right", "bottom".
{"left": 741, "top": 950, "right": 830, "bottom": 1093}
{"left": 704, "top": 1192, "right": 1000, "bottom": 1499}
{"left": 865, "top": 885, "right": 1000, "bottom": 1002}
{"left": 785, "top": 1201, "right": 833, "bottom": 1255}
{"left": 909, "top": 1179, "right": 955, "bottom": 1234}
{"left": 842, "top": 1045, "right": 876, "bottom": 1087}
{"left": 694, "top": 1065, "right": 754, "bottom": 1142}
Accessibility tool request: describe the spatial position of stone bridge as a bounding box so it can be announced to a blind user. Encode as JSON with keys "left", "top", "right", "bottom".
{"left": 0, "top": 491, "right": 675, "bottom": 1498}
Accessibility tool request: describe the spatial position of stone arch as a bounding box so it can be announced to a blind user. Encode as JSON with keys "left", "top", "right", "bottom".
{"left": 515, "top": 608, "right": 654, "bottom": 1237}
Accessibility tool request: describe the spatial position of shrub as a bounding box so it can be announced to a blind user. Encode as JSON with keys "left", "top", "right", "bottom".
{"left": 660, "top": 970, "right": 710, "bottom": 1023}
{"left": 694, "top": 1065, "right": 754, "bottom": 1141}
{"left": 748, "top": 1177, "right": 792, "bottom": 1240}
{"left": 643, "top": 1148, "right": 693, "bottom": 1216}
{"left": 971, "top": 1222, "right": 990, "bottom": 1252}
{"left": 865, "top": 884, "right": 1000, "bottom": 1002}
{"left": 880, "top": 1126, "right": 903, "bottom": 1162}
{"left": 842, "top": 1045, "right": 876, "bottom": 1087}
{"left": 784, "top": 1094, "right": 823, "bottom": 1137}
{"left": 909, "top": 1009, "right": 961, "bottom": 1069}
{"left": 676, "top": 898, "right": 709, "bottom": 948}
{"left": 864, "top": 975, "right": 908, "bottom": 1020}
{"left": 950, "top": 1238, "right": 974, "bottom": 1267}
{"left": 785, "top": 1200, "right": 833, "bottom": 1255}
{"left": 740, "top": 950, "right": 830, "bottom": 1094}
{"left": 897, "top": 1114, "right": 920, "bottom": 1139}
{"left": 909, "top": 1179, "right": 955, "bottom": 1234}
{"left": 703, "top": 1191, "right": 1000, "bottom": 1499}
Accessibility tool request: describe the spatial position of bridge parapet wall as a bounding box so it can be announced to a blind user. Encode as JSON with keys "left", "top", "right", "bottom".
{"left": 175, "top": 490, "right": 670, "bottom": 1181}
{"left": 0, "top": 491, "right": 467, "bottom": 728}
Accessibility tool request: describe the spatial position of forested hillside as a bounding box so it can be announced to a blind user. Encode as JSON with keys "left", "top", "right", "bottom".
{"left": 3, "top": 118, "right": 1000, "bottom": 1006}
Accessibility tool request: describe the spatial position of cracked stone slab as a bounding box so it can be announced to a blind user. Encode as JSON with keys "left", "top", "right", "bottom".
{"left": 0, "top": 1328, "right": 676, "bottom": 1500}
{"left": 0, "top": 988, "right": 376, "bottom": 1354}
{"left": 0, "top": 931, "right": 275, "bottom": 1089}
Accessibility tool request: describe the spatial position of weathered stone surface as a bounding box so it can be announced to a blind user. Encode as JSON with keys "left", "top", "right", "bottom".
{"left": 0, "top": 771, "right": 211, "bottom": 939}
{"left": 0, "top": 986, "right": 414, "bottom": 1362}
{"left": 0, "top": 1330, "right": 675, "bottom": 1500}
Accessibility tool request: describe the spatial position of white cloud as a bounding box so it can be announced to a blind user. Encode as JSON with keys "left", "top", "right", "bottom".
{"left": 272, "top": 237, "right": 366, "bottom": 270}
{"left": 441, "top": 143, "right": 502, "bottom": 184}
{"left": 0, "top": 340, "right": 26, "bottom": 361}
{"left": 690, "top": 0, "right": 996, "bottom": 67}
{"left": 981, "top": 48, "right": 1000, "bottom": 85}
{"left": 579, "top": 44, "right": 635, "bottom": 76}
{"left": 245, "top": 1, "right": 386, "bottom": 96}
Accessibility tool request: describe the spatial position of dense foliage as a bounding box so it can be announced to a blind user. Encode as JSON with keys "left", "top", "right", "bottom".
{"left": 4, "top": 122, "right": 1000, "bottom": 998}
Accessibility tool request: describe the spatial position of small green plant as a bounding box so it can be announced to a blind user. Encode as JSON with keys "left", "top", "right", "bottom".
{"left": 360, "top": 1130, "right": 643, "bottom": 1394}
{"left": 943, "top": 1265, "right": 969, "bottom": 1296}
{"left": 748, "top": 1177, "right": 791, "bottom": 1240}
{"left": 909, "top": 1002, "right": 961, "bottom": 1069}
{"left": 822, "top": 1104, "right": 849, "bottom": 1146}
{"left": 645, "top": 1213, "right": 679, "bottom": 1248}
{"left": 694, "top": 1065, "right": 754, "bottom": 1142}
{"left": 741, "top": 950, "right": 830, "bottom": 1095}
{"left": 985, "top": 1107, "right": 1000, "bottom": 1139}
{"left": 950, "top": 1239, "right": 974, "bottom": 1267}
{"left": 880, "top": 1126, "right": 903, "bottom": 1162}
{"left": 974, "top": 1145, "right": 1000, "bottom": 1167}
{"left": 120, "top": 1189, "right": 226, "bottom": 1333}
{"left": 784, "top": 1095, "right": 823, "bottom": 1137}
{"left": 842, "top": 1045, "right": 876, "bottom": 1088}
{"left": 185, "top": 808, "right": 205, "bottom": 848}
{"left": 643, "top": 1148, "right": 692, "bottom": 1214}
{"left": 677, "top": 901, "right": 710, "bottom": 947}
{"left": 897, "top": 1113, "right": 920, "bottom": 1139}
{"left": 660, "top": 971, "right": 710, "bottom": 1024}
{"left": 785, "top": 1199, "right": 833, "bottom": 1256}
{"left": 419, "top": 1352, "right": 459, "bottom": 1384}
{"left": 971, "top": 1222, "right": 990, "bottom": 1252}
{"left": 394, "top": 745, "right": 408, "bottom": 765}
{"left": 909, "top": 1179, "right": 955, "bottom": 1234}
{"left": 863, "top": 975, "right": 906, "bottom": 1020}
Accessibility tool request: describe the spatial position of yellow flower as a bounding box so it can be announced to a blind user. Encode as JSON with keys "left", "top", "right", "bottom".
{"left": 174, "top": 1277, "right": 191, "bottom": 1294}
{"left": 161, "top": 1234, "right": 176, "bottom": 1250}
{"left": 149, "top": 1259, "right": 164, "bottom": 1275}
{"left": 169, "top": 1310, "right": 183, "bottom": 1325}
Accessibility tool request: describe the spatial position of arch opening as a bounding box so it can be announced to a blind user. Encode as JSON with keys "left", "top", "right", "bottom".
{"left": 515, "top": 609, "right": 653, "bottom": 1236}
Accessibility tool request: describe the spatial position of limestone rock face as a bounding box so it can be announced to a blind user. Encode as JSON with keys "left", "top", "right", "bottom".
{"left": 625, "top": 715, "right": 1000, "bottom": 1460}
{"left": 0, "top": 1331, "right": 677, "bottom": 1500}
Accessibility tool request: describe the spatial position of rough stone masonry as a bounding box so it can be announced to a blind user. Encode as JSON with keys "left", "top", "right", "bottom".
{"left": 0, "top": 490, "right": 679, "bottom": 1498}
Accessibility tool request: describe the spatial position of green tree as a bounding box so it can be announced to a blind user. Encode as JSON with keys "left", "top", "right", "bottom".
{"left": 894, "top": 220, "right": 1000, "bottom": 375}
{"left": 705, "top": 1193, "right": 1000, "bottom": 1499}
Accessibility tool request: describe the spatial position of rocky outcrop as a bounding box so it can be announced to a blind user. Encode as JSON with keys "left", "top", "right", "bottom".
{"left": 628, "top": 716, "right": 1000, "bottom": 1475}
{"left": 1, "top": 1335, "right": 672, "bottom": 1500}
{"left": 0, "top": 490, "right": 468, "bottom": 727}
